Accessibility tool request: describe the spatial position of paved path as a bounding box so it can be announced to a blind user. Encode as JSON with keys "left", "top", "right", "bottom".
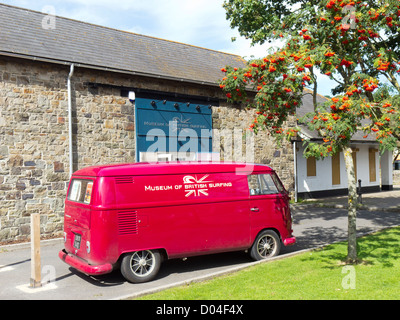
{"left": 296, "top": 187, "right": 400, "bottom": 211}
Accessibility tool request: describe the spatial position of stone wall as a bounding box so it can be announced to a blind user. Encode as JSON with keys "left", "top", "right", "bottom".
{"left": 0, "top": 56, "right": 295, "bottom": 243}
{"left": 0, "top": 58, "right": 70, "bottom": 242}
{"left": 212, "top": 103, "right": 295, "bottom": 191}
{"left": 393, "top": 170, "right": 400, "bottom": 185}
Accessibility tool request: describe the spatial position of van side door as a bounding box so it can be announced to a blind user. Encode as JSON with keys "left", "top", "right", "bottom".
{"left": 248, "top": 173, "right": 288, "bottom": 240}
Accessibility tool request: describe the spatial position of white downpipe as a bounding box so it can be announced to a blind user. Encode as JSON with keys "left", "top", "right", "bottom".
{"left": 67, "top": 64, "right": 75, "bottom": 178}
{"left": 293, "top": 141, "right": 298, "bottom": 203}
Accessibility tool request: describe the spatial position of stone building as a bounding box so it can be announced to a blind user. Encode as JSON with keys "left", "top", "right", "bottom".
{"left": 0, "top": 4, "right": 295, "bottom": 242}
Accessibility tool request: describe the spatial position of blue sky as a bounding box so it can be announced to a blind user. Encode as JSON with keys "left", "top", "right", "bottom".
{"left": 0, "top": 0, "right": 334, "bottom": 95}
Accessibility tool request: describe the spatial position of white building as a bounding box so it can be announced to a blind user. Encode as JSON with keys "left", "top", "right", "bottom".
{"left": 293, "top": 93, "right": 393, "bottom": 199}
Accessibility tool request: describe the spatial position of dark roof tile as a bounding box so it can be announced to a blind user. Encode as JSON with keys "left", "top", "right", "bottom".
{"left": 0, "top": 4, "right": 245, "bottom": 86}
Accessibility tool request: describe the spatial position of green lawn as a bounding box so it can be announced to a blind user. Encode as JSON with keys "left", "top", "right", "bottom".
{"left": 138, "top": 227, "right": 400, "bottom": 300}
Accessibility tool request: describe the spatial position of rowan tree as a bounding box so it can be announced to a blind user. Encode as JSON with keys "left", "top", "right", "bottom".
{"left": 221, "top": 0, "right": 400, "bottom": 262}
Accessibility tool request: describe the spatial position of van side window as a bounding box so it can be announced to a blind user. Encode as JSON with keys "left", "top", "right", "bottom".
{"left": 248, "top": 174, "right": 279, "bottom": 196}
{"left": 68, "top": 179, "right": 94, "bottom": 204}
{"left": 271, "top": 173, "right": 286, "bottom": 193}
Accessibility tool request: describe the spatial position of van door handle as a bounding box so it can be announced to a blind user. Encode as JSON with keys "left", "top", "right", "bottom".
{"left": 251, "top": 207, "right": 260, "bottom": 212}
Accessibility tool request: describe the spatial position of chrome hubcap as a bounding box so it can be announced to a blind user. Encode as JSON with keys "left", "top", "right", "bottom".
{"left": 257, "top": 236, "right": 275, "bottom": 257}
{"left": 130, "top": 250, "right": 155, "bottom": 277}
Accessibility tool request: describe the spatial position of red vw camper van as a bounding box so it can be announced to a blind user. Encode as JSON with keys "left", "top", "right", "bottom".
{"left": 59, "top": 162, "right": 295, "bottom": 283}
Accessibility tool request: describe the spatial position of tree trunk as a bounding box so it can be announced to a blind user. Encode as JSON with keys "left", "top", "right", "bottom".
{"left": 343, "top": 147, "right": 358, "bottom": 263}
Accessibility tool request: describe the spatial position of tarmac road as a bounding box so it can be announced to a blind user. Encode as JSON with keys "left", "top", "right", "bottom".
{"left": 0, "top": 206, "right": 399, "bottom": 300}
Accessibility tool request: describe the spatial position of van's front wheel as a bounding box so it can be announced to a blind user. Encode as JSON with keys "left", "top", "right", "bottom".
{"left": 250, "top": 230, "right": 281, "bottom": 261}
{"left": 121, "top": 250, "right": 161, "bottom": 283}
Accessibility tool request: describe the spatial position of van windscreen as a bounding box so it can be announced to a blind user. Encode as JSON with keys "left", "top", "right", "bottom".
{"left": 68, "top": 179, "right": 94, "bottom": 204}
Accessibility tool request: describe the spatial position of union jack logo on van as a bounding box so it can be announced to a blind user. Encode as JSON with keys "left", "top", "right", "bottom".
{"left": 183, "top": 175, "right": 211, "bottom": 197}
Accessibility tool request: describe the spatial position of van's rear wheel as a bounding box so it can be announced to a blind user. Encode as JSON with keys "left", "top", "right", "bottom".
{"left": 121, "top": 250, "right": 161, "bottom": 283}
{"left": 250, "top": 230, "right": 281, "bottom": 261}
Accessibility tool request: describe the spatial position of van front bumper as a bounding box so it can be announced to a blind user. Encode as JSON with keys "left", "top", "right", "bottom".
{"left": 283, "top": 237, "right": 296, "bottom": 246}
{"left": 59, "top": 249, "right": 113, "bottom": 276}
